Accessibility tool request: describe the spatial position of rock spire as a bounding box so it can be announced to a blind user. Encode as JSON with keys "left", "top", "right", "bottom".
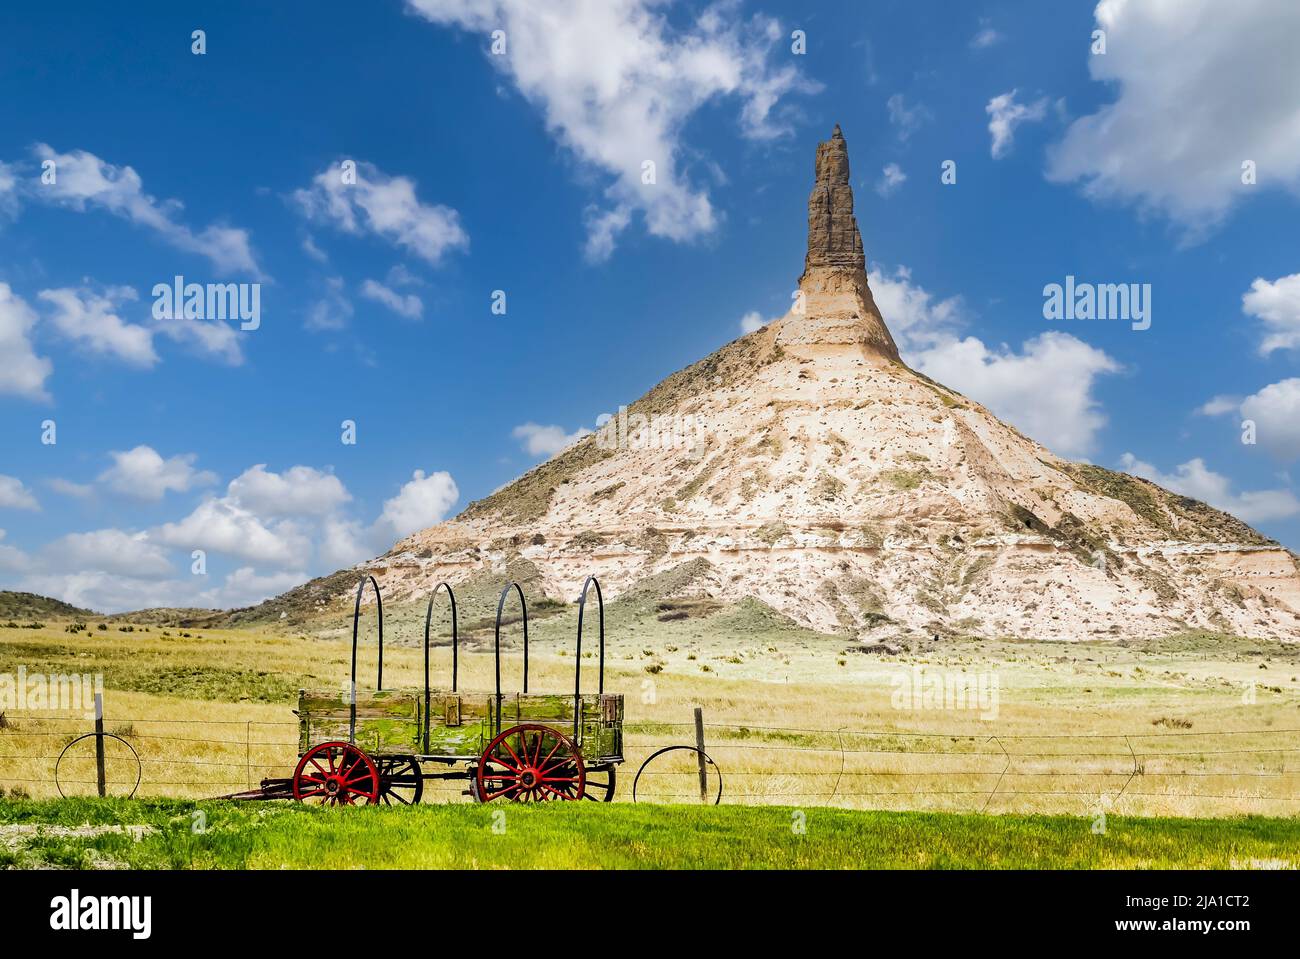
{"left": 783, "top": 124, "right": 900, "bottom": 363}
{"left": 803, "top": 123, "right": 866, "bottom": 276}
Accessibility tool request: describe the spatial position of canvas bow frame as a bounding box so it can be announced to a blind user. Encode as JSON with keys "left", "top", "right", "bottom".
{"left": 422, "top": 581, "right": 458, "bottom": 754}
{"left": 348, "top": 575, "right": 384, "bottom": 745}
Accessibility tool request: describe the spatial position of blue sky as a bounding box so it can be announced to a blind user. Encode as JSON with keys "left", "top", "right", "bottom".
{"left": 1, "top": 0, "right": 1298, "bottom": 612}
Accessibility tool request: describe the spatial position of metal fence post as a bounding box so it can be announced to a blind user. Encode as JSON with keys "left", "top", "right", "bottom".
{"left": 94, "top": 693, "right": 106, "bottom": 798}
{"left": 693, "top": 706, "right": 708, "bottom": 801}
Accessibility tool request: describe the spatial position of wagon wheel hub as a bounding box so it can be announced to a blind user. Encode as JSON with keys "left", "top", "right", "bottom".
{"left": 475, "top": 724, "right": 586, "bottom": 802}
{"left": 292, "top": 741, "right": 380, "bottom": 806}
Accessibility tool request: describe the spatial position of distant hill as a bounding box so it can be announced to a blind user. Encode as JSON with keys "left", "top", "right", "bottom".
{"left": 0, "top": 591, "right": 96, "bottom": 621}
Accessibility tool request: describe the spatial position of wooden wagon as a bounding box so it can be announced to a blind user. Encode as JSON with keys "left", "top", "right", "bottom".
{"left": 243, "top": 575, "right": 624, "bottom": 805}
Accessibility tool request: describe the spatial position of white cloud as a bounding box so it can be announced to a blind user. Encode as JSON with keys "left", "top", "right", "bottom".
{"left": 373, "top": 469, "right": 459, "bottom": 543}
{"left": 41, "top": 528, "right": 173, "bottom": 578}
{"left": 512, "top": 422, "right": 593, "bottom": 458}
{"left": 971, "top": 21, "right": 1002, "bottom": 49}
{"left": 1046, "top": 0, "right": 1300, "bottom": 234}
{"left": 0, "top": 161, "right": 17, "bottom": 217}
{"left": 1197, "top": 395, "right": 1241, "bottom": 417}
{"left": 98, "top": 446, "right": 217, "bottom": 501}
{"left": 739, "top": 310, "right": 769, "bottom": 334}
{"left": 226, "top": 464, "right": 351, "bottom": 517}
{"left": 867, "top": 265, "right": 966, "bottom": 349}
{"left": 917, "top": 333, "right": 1120, "bottom": 458}
{"left": 0, "top": 282, "right": 53, "bottom": 401}
{"left": 30, "top": 145, "right": 262, "bottom": 275}
{"left": 36, "top": 284, "right": 242, "bottom": 368}
{"left": 1203, "top": 378, "right": 1300, "bottom": 461}
{"left": 986, "top": 89, "right": 1047, "bottom": 159}
{"left": 1242, "top": 273, "right": 1300, "bottom": 356}
{"left": 38, "top": 286, "right": 158, "bottom": 367}
{"left": 875, "top": 163, "right": 907, "bottom": 197}
{"left": 886, "top": 94, "right": 930, "bottom": 143}
{"left": 1241, "top": 378, "right": 1300, "bottom": 461}
{"left": 406, "top": 0, "right": 814, "bottom": 261}
{"left": 1119, "top": 453, "right": 1300, "bottom": 524}
{"left": 293, "top": 161, "right": 468, "bottom": 267}
{"left": 48, "top": 478, "right": 94, "bottom": 499}
{"left": 0, "top": 475, "right": 39, "bottom": 511}
{"left": 320, "top": 516, "right": 370, "bottom": 569}
{"left": 301, "top": 233, "right": 328, "bottom": 263}
{"left": 870, "top": 265, "right": 1121, "bottom": 457}
{"left": 207, "top": 567, "right": 310, "bottom": 609}
{"left": 153, "top": 498, "right": 310, "bottom": 567}
{"left": 305, "top": 276, "right": 353, "bottom": 332}
{"left": 361, "top": 278, "right": 423, "bottom": 319}
{"left": 156, "top": 311, "right": 245, "bottom": 365}
{"left": 0, "top": 530, "right": 26, "bottom": 573}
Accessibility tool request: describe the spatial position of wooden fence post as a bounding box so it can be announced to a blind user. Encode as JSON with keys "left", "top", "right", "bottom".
{"left": 693, "top": 706, "right": 707, "bottom": 802}
{"left": 93, "top": 693, "right": 106, "bottom": 798}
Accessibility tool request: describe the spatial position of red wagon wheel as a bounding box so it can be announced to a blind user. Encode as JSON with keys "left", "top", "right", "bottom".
{"left": 476, "top": 724, "right": 585, "bottom": 802}
{"left": 293, "top": 741, "right": 380, "bottom": 805}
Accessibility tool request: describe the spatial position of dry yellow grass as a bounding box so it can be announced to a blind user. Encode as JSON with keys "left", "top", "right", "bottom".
{"left": 1, "top": 619, "right": 1297, "bottom": 820}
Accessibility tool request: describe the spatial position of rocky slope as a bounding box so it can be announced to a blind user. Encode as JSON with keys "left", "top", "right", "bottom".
{"left": 314, "top": 126, "right": 1300, "bottom": 642}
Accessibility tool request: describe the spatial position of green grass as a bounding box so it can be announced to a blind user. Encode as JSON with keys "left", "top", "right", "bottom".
{"left": 1, "top": 798, "right": 1295, "bottom": 869}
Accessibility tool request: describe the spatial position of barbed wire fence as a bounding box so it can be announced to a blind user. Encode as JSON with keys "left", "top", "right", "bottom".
{"left": 1, "top": 709, "right": 1296, "bottom": 815}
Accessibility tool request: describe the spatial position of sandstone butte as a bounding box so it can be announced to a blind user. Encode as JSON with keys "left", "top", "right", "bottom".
{"left": 286, "top": 126, "right": 1300, "bottom": 642}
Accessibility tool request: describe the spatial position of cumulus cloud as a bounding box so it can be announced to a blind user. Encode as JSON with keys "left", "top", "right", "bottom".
{"left": 319, "top": 516, "right": 370, "bottom": 569}
{"left": 153, "top": 498, "right": 310, "bottom": 567}
{"left": 871, "top": 265, "right": 1121, "bottom": 457}
{"left": 36, "top": 283, "right": 243, "bottom": 368}
{"left": 1119, "top": 453, "right": 1300, "bottom": 524}
{"left": 208, "top": 567, "right": 311, "bottom": 609}
{"left": 226, "top": 464, "right": 351, "bottom": 517}
{"left": 875, "top": 163, "right": 907, "bottom": 197}
{"left": 0, "top": 283, "right": 53, "bottom": 401}
{"left": 1203, "top": 378, "right": 1300, "bottom": 462}
{"left": 98, "top": 446, "right": 217, "bottom": 501}
{"left": 0, "top": 530, "right": 26, "bottom": 573}
{"left": 1, "top": 458, "right": 459, "bottom": 612}
{"left": 38, "top": 285, "right": 158, "bottom": 367}
{"left": 406, "top": 0, "right": 814, "bottom": 261}
{"left": 41, "top": 528, "right": 173, "bottom": 579}
{"left": 12, "top": 565, "right": 311, "bottom": 615}
{"left": 293, "top": 161, "right": 468, "bottom": 267}
{"left": 0, "top": 475, "right": 39, "bottom": 511}
{"left": 1242, "top": 272, "right": 1300, "bottom": 356}
{"left": 986, "top": 89, "right": 1047, "bottom": 159}
{"left": 1046, "top": 0, "right": 1300, "bottom": 235}
{"left": 512, "top": 422, "right": 593, "bottom": 458}
{"left": 373, "top": 469, "right": 459, "bottom": 543}
{"left": 738, "top": 310, "right": 769, "bottom": 334}
{"left": 361, "top": 278, "right": 423, "bottom": 319}
{"left": 30, "top": 145, "right": 262, "bottom": 275}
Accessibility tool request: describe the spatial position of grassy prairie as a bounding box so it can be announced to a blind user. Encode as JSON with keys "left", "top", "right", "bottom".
{"left": 0, "top": 798, "right": 1296, "bottom": 870}
{"left": 1, "top": 613, "right": 1298, "bottom": 821}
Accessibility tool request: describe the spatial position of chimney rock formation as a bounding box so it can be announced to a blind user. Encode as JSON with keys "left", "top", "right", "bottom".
{"left": 282, "top": 125, "right": 1300, "bottom": 643}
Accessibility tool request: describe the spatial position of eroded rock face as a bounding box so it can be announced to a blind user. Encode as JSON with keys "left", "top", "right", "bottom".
{"left": 307, "top": 126, "right": 1300, "bottom": 642}
{"left": 803, "top": 124, "right": 865, "bottom": 275}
